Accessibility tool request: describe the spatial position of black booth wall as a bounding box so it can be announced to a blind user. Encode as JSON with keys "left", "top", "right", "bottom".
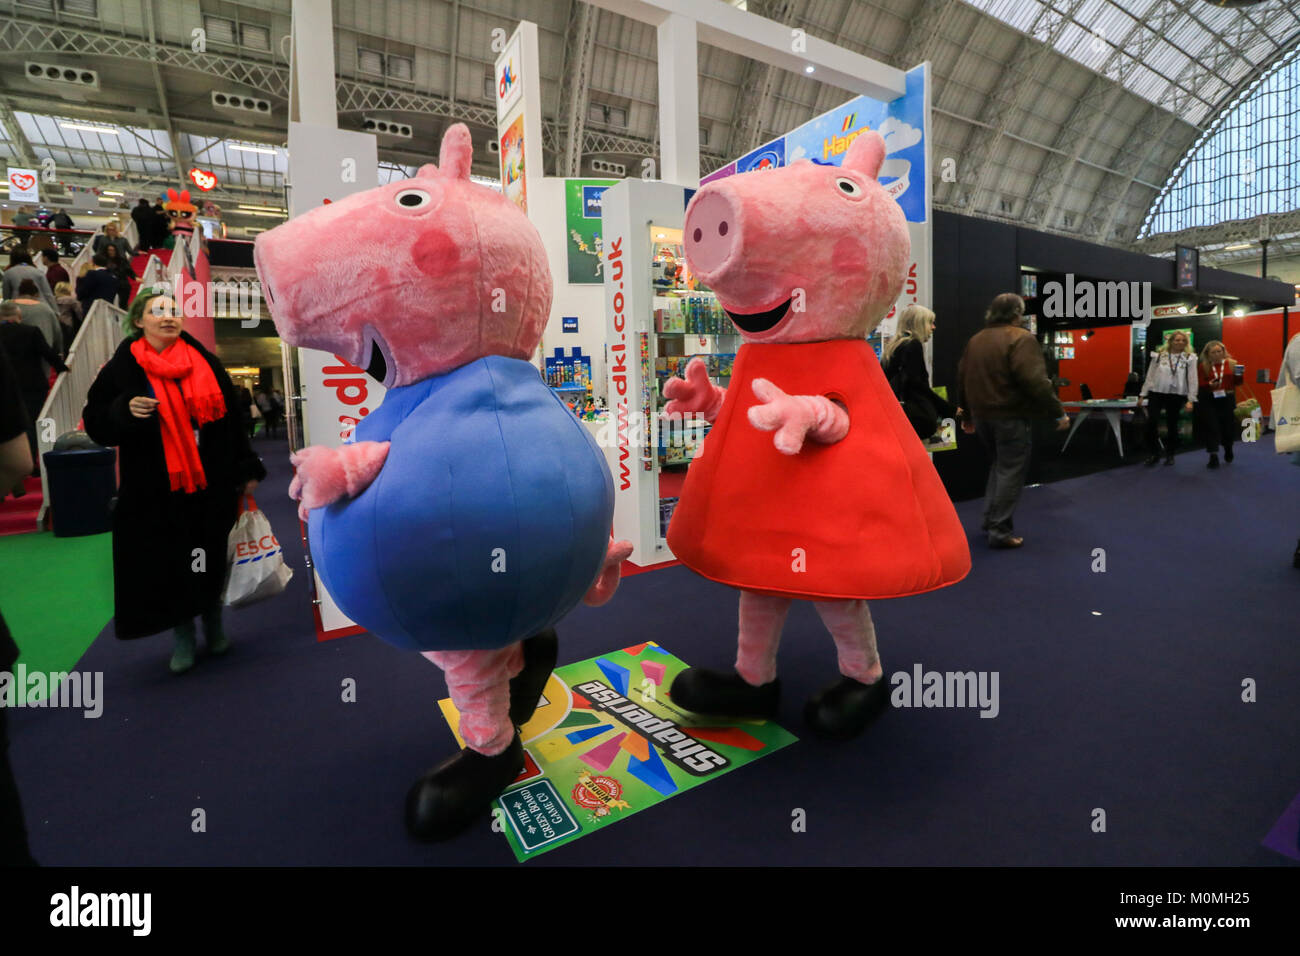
{"left": 925, "top": 210, "right": 1292, "bottom": 502}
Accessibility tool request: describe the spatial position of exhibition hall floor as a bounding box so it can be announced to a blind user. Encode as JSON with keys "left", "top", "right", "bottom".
{"left": 9, "top": 436, "right": 1300, "bottom": 866}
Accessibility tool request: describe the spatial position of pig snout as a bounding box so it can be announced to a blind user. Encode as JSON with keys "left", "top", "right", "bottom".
{"left": 684, "top": 189, "right": 740, "bottom": 278}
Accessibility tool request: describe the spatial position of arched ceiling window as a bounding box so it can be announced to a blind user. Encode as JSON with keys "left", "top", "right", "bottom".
{"left": 1140, "top": 37, "right": 1300, "bottom": 237}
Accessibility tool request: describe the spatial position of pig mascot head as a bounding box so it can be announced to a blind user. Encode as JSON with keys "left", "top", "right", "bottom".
{"left": 684, "top": 131, "right": 909, "bottom": 344}
{"left": 254, "top": 123, "right": 552, "bottom": 387}
{"left": 663, "top": 128, "right": 969, "bottom": 744}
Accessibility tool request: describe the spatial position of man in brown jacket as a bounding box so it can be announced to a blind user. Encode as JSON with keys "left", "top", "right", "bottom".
{"left": 957, "top": 293, "right": 1070, "bottom": 549}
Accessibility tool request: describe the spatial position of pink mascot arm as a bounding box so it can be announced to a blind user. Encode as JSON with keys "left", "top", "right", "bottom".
{"left": 663, "top": 357, "right": 726, "bottom": 424}
{"left": 289, "top": 441, "right": 391, "bottom": 521}
{"left": 583, "top": 537, "right": 634, "bottom": 606}
{"left": 747, "top": 378, "right": 849, "bottom": 456}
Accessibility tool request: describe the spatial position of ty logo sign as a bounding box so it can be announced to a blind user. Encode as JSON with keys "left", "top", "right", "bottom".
{"left": 9, "top": 172, "right": 35, "bottom": 191}
{"left": 498, "top": 61, "right": 516, "bottom": 99}
{"left": 188, "top": 167, "right": 217, "bottom": 191}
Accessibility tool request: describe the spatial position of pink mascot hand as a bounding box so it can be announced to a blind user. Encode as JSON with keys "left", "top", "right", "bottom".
{"left": 289, "top": 441, "right": 391, "bottom": 521}
{"left": 583, "top": 538, "right": 634, "bottom": 606}
{"left": 663, "top": 357, "right": 725, "bottom": 423}
{"left": 747, "top": 378, "right": 849, "bottom": 456}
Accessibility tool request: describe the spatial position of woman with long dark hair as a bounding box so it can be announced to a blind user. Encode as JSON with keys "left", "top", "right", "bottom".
{"left": 82, "top": 287, "right": 266, "bottom": 672}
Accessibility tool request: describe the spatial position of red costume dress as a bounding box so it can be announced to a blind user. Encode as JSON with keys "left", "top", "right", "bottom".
{"left": 667, "top": 338, "right": 970, "bottom": 600}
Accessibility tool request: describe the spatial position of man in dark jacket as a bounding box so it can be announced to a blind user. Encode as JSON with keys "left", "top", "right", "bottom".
{"left": 957, "top": 293, "right": 1070, "bottom": 549}
{"left": 76, "top": 253, "right": 120, "bottom": 319}
{"left": 130, "top": 198, "right": 155, "bottom": 250}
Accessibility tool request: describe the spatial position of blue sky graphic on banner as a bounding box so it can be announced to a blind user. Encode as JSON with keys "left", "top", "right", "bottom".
{"left": 717, "top": 65, "right": 927, "bottom": 224}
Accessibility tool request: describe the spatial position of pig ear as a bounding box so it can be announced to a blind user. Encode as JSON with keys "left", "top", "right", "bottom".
{"left": 437, "top": 123, "right": 473, "bottom": 180}
{"left": 843, "top": 130, "right": 886, "bottom": 180}
{"left": 416, "top": 163, "right": 439, "bottom": 179}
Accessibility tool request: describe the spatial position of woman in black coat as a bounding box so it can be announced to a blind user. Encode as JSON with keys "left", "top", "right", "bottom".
{"left": 882, "top": 303, "right": 961, "bottom": 439}
{"left": 82, "top": 287, "right": 266, "bottom": 672}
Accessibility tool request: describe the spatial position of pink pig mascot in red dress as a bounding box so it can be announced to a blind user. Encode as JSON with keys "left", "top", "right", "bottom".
{"left": 664, "top": 131, "right": 970, "bottom": 738}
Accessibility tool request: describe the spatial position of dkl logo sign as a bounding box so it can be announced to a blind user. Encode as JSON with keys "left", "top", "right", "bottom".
{"left": 7, "top": 167, "right": 39, "bottom": 202}
{"left": 498, "top": 60, "right": 516, "bottom": 100}
{"left": 582, "top": 184, "right": 607, "bottom": 218}
{"left": 188, "top": 167, "right": 218, "bottom": 191}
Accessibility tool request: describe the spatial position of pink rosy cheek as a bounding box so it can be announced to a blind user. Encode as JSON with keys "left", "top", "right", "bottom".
{"left": 412, "top": 229, "right": 464, "bottom": 276}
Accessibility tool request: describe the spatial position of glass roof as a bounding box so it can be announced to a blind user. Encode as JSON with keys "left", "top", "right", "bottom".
{"left": 963, "top": 0, "right": 1300, "bottom": 127}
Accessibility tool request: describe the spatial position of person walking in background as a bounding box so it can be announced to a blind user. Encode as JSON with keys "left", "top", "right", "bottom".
{"left": 76, "top": 253, "right": 119, "bottom": 319}
{"left": 1282, "top": 331, "right": 1300, "bottom": 569}
{"left": 3, "top": 250, "right": 57, "bottom": 311}
{"left": 1197, "top": 340, "right": 1237, "bottom": 470}
{"left": 1139, "top": 330, "right": 1198, "bottom": 466}
{"left": 12, "top": 278, "right": 63, "bottom": 361}
{"left": 48, "top": 208, "right": 74, "bottom": 255}
{"left": 42, "top": 249, "right": 69, "bottom": 290}
{"left": 131, "top": 198, "right": 156, "bottom": 251}
{"left": 82, "top": 288, "right": 266, "bottom": 673}
{"left": 957, "top": 293, "right": 1070, "bottom": 549}
{"left": 10, "top": 207, "right": 33, "bottom": 249}
{"left": 882, "top": 304, "right": 963, "bottom": 439}
{"left": 0, "top": 300, "right": 67, "bottom": 484}
{"left": 92, "top": 219, "right": 133, "bottom": 260}
{"left": 100, "top": 242, "right": 136, "bottom": 309}
{"left": 53, "top": 281, "right": 82, "bottom": 347}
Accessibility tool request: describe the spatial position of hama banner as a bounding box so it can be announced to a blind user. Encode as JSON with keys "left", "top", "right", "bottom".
{"left": 565, "top": 178, "right": 616, "bottom": 283}
{"left": 438, "top": 642, "right": 797, "bottom": 860}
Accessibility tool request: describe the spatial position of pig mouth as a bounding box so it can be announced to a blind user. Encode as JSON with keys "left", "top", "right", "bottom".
{"left": 361, "top": 326, "right": 393, "bottom": 386}
{"left": 726, "top": 298, "right": 791, "bottom": 334}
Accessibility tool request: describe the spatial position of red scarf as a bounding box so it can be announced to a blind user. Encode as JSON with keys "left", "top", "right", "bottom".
{"left": 130, "top": 337, "right": 226, "bottom": 493}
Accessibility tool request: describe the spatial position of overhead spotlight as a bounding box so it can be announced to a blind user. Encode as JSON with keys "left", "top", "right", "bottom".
{"left": 804, "top": 65, "right": 815, "bottom": 74}
{"left": 1177, "top": 306, "right": 1188, "bottom": 314}
{"left": 1082, "top": 329, "right": 1096, "bottom": 340}
{"left": 1233, "top": 307, "right": 1245, "bottom": 316}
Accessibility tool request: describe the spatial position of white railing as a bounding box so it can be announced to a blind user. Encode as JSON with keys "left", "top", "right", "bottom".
{"left": 68, "top": 224, "right": 104, "bottom": 282}
{"left": 34, "top": 298, "right": 126, "bottom": 531}
{"left": 123, "top": 217, "right": 139, "bottom": 251}
{"left": 138, "top": 252, "right": 166, "bottom": 290}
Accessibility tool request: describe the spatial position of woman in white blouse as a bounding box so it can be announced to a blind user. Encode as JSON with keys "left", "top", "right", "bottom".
{"left": 1139, "top": 330, "right": 1197, "bottom": 466}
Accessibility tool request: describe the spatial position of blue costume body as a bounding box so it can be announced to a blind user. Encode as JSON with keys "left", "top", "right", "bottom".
{"left": 309, "top": 356, "right": 614, "bottom": 652}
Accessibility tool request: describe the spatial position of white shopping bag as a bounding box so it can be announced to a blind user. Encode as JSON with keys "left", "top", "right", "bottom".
{"left": 222, "top": 495, "right": 294, "bottom": 607}
{"left": 1272, "top": 365, "right": 1300, "bottom": 454}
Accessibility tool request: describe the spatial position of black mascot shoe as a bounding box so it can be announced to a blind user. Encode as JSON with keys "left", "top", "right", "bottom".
{"left": 804, "top": 674, "right": 891, "bottom": 741}
{"left": 405, "top": 733, "right": 524, "bottom": 842}
{"left": 669, "top": 667, "right": 780, "bottom": 719}
{"left": 509, "top": 629, "right": 558, "bottom": 727}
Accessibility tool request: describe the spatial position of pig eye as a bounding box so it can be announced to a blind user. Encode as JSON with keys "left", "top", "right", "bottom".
{"left": 835, "top": 177, "right": 865, "bottom": 199}
{"left": 394, "top": 188, "right": 432, "bottom": 209}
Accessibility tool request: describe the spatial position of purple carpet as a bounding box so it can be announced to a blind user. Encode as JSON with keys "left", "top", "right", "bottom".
{"left": 8, "top": 434, "right": 1300, "bottom": 865}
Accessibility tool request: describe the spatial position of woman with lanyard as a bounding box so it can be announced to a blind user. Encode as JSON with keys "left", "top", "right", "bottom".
{"left": 1139, "top": 330, "right": 1197, "bottom": 466}
{"left": 1196, "top": 340, "right": 1237, "bottom": 469}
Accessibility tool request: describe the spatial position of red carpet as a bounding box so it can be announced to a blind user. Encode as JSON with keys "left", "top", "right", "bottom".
{"left": 129, "top": 248, "right": 161, "bottom": 300}
{"left": 0, "top": 476, "right": 44, "bottom": 536}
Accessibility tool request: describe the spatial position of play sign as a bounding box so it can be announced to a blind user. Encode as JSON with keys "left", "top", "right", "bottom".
{"left": 7, "top": 168, "right": 39, "bottom": 203}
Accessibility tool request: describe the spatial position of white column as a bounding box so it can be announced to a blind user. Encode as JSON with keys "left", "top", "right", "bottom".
{"left": 656, "top": 13, "right": 700, "bottom": 187}
{"left": 290, "top": 0, "right": 337, "bottom": 127}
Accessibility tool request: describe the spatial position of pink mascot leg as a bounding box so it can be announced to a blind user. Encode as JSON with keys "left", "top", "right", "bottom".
{"left": 407, "top": 631, "right": 558, "bottom": 841}
{"left": 812, "top": 599, "right": 883, "bottom": 685}
{"left": 669, "top": 589, "right": 786, "bottom": 719}
{"left": 735, "top": 590, "right": 793, "bottom": 686}
{"left": 803, "top": 599, "right": 890, "bottom": 740}
{"left": 425, "top": 645, "right": 525, "bottom": 756}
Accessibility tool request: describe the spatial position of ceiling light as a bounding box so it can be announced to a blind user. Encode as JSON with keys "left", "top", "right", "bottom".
{"left": 101, "top": 191, "right": 123, "bottom": 197}
{"left": 61, "top": 122, "right": 118, "bottom": 135}
{"left": 1224, "top": 242, "right": 1252, "bottom": 251}
{"left": 1233, "top": 308, "right": 1245, "bottom": 316}
{"left": 229, "top": 143, "right": 277, "bottom": 155}
{"left": 804, "top": 65, "right": 814, "bottom": 74}
{"left": 237, "top": 204, "right": 285, "bottom": 213}
{"left": 1177, "top": 306, "right": 1188, "bottom": 314}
